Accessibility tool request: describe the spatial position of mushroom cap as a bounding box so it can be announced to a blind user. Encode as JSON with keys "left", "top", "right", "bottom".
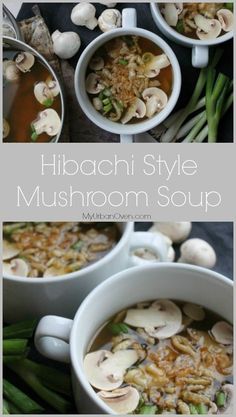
{"left": 3, "top": 240, "right": 20, "bottom": 260}
{"left": 84, "top": 349, "right": 138, "bottom": 391}
{"left": 71, "top": 3, "right": 98, "bottom": 30}
{"left": 52, "top": 30, "right": 81, "bottom": 59}
{"left": 124, "top": 299, "right": 182, "bottom": 339}
{"left": 89, "top": 56, "right": 105, "bottom": 71}
{"left": 151, "top": 222, "right": 192, "bottom": 243}
{"left": 98, "top": 386, "right": 140, "bottom": 414}
{"left": 32, "top": 109, "right": 61, "bottom": 137}
{"left": 144, "top": 299, "right": 182, "bottom": 339}
{"left": 121, "top": 98, "right": 146, "bottom": 124}
{"left": 179, "top": 238, "right": 216, "bottom": 268}
{"left": 3, "top": 119, "right": 10, "bottom": 139}
{"left": 3, "top": 60, "right": 20, "bottom": 82}
{"left": 34, "top": 82, "right": 52, "bottom": 105}
{"left": 46, "top": 79, "right": 60, "bottom": 97}
{"left": 98, "top": 9, "right": 122, "bottom": 32}
{"left": 183, "top": 303, "right": 205, "bottom": 322}
{"left": 3, "top": 259, "right": 29, "bottom": 277}
{"left": 217, "top": 9, "right": 234, "bottom": 32}
{"left": 194, "top": 15, "right": 222, "bottom": 40}
{"left": 15, "top": 52, "right": 35, "bottom": 73}
{"left": 86, "top": 73, "right": 104, "bottom": 94}
{"left": 142, "top": 88, "right": 168, "bottom": 118}
{"left": 210, "top": 321, "right": 233, "bottom": 345}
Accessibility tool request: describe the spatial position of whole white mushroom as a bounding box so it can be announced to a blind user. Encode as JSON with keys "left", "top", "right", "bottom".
{"left": 51, "top": 30, "right": 81, "bottom": 59}
{"left": 99, "top": 1, "right": 117, "bottom": 7}
{"left": 151, "top": 222, "right": 192, "bottom": 243}
{"left": 98, "top": 9, "right": 122, "bottom": 32}
{"left": 178, "top": 238, "right": 216, "bottom": 269}
{"left": 71, "top": 2, "right": 98, "bottom": 30}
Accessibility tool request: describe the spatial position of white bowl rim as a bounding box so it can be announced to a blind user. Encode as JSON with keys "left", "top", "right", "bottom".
{"left": 74, "top": 27, "right": 181, "bottom": 135}
{"left": 150, "top": 3, "right": 234, "bottom": 46}
{"left": 71, "top": 262, "right": 233, "bottom": 415}
{"left": 3, "top": 222, "right": 133, "bottom": 284}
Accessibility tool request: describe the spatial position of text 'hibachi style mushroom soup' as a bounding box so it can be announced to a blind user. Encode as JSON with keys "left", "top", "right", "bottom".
{"left": 86, "top": 36, "right": 173, "bottom": 124}
{"left": 3, "top": 49, "right": 62, "bottom": 142}
{"left": 3, "top": 222, "right": 120, "bottom": 277}
{"left": 160, "top": 3, "right": 234, "bottom": 40}
{"left": 84, "top": 300, "right": 233, "bottom": 414}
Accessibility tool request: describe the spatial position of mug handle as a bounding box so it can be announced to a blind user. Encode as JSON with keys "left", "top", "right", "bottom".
{"left": 34, "top": 315, "right": 73, "bottom": 363}
{"left": 120, "top": 8, "right": 137, "bottom": 145}
{"left": 128, "top": 231, "right": 168, "bottom": 267}
{"left": 192, "top": 45, "right": 209, "bottom": 68}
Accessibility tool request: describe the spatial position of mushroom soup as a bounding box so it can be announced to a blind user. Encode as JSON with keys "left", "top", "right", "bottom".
{"left": 86, "top": 36, "right": 173, "bottom": 124}
{"left": 3, "top": 222, "right": 120, "bottom": 277}
{"left": 160, "top": 3, "right": 234, "bottom": 40}
{"left": 3, "top": 49, "right": 62, "bottom": 142}
{"left": 84, "top": 299, "right": 233, "bottom": 414}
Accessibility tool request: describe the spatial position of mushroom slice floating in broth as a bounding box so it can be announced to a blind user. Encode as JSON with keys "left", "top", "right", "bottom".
{"left": 210, "top": 321, "right": 233, "bottom": 345}
{"left": 83, "top": 349, "right": 138, "bottom": 391}
{"left": 217, "top": 9, "right": 234, "bottom": 32}
{"left": 98, "top": 386, "right": 140, "bottom": 414}
{"left": 142, "top": 87, "right": 168, "bottom": 118}
{"left": 3, "top": 259, "right": 29, "bottom": 277}
{"left": 31, "top": 109, "right": 61, "bottom": 137}
{"left": 183, "top": 303, "right": 205, "bottom": 322}
{"left": 15, "top": 52, "right": 35, "bottom": 73}
{"left": 3, "top": 119, "right": 10, "bottom": 139}
{"left": 144, "top": 54, "right": 170, "bottom": 78}
{"left": 3, "top": 240, "right": 20, "bottom": 261}
{"left": 121, "top": 98, "right": 146, "bottom": 124}
{"left": 3, "top": 60, "right": 20, "bottom": 82}
{"left": 194, "top": 14, "right": 222, "bottom": 40}
{"left": 162, "top": 3, "right": 183, "bottom": 27}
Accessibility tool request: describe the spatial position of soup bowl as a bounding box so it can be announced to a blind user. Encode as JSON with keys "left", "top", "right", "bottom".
{"left": 3, "top": 37, "right": 65, "bottom": 143}
{"left": 3, "top": 223, "right": 168, "bottom": 322}
{"left": 35, "top": 263, "right": 233, "bottom": 414}
{"left": 150, "top": 3, "right": 234, "bottom": 68}
{"left": 74, "top": 8, "right": 181, "bottom": 143}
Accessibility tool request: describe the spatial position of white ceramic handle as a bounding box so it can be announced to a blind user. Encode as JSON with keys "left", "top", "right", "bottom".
{"left": 120, "top": 134, "right": 133, "bottom": 143}
{"left": 129, "top": 232, "right": 168, "bottom": 267}
{"left": 122, "top": 8, "right": 137, "bottom": 28}
{"left": 192, "top": 45, "right": 209, "bottom": 68}
{"left": 34, "top": 315, "right": 73, "bottom": 363}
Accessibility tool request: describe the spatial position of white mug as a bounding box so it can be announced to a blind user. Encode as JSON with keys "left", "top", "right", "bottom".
{"left": 35, "top": 263, "right": 233, "bottom": 414}
{"left": 3, "top": 223, "right": 168, "bottom": 322}
{"left": 150, "top": 3, "right": 233, "bottom": 68}
{"left": 74, "top": 8, "right": 181, "bottom": 143}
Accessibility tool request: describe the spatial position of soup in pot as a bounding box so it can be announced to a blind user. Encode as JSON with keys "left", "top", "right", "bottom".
{"left": 3, "top": 48, "right": 62, "bottom": 143}
{"left": 3, "top": 222, "right": 120, "bottom": 277}
{"left": 160, "top": 3, "right": 234, "bottom": 40}
{"left": 86, "top": 36, "right": 173, "bottom": 124}
{"left": 84, "top": 299, "right": 233, "bottom": 414}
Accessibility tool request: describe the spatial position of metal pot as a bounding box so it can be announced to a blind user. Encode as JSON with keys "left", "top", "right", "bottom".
{"left": 3, "top": 36, "right": 65, "bottom": 143}
{"left": 3, "top": 5, "right": 22, "bottom": 40}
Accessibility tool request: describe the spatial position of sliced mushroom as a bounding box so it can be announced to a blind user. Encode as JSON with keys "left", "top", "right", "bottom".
{"left": 31, "top": 109, "right": 61, "bottom": 137}
{"left": 3, "top": 240, "right": 20, "bottom": 260}
{"left": 84, "top": 349, "right": 138, "bottom": 391}
{"left": 121, "top": 98, "right": 146, "bottom": 124}
{"left": 71, "top": 3, "right": 98, "bottom": 30}
{"left": 194, "top": 14, "right": 222, "bottom": 40}
{"left": 220, "top": 384, "right": 234, "bottom": 414}
{"left": 210, "top": 321, "right": 233, "bottom": 345}
{"left": 183, "top": 303, "right": 205, "bottom": 322}
{"left": 86, "top": 73, "right": 104, "bottom": 94}
{"left": 15, "top": 52, "right": 35, "bottom": 73}
{"left": 34, "top": 82, "right": 53, "bottom": 105}
{"left": 89, "top": 56, "right": 105, "bottom": 71}
{"left": 3, "top": 60, "right": 20, "bottom": 82}
{"left": 98, "top": 386, "right": 140, "bottom": 414}
{"left": 144, "top": 54, "right": 170, "bottom": 78}
{"left": 3, "top": 119, "right": 10, "bottom": 139}
{"left": 98, "top": 9, "right": 122, "bottom": 32}
{"left": 43, "top": 266, "right": 67, "bottom": 277}
{"left": 92, "top": 97, "right": 103, "bottom": 111}
{"left": 144, "top": 300, "right": 182, "bottom": 339}
{"left": 177, "top": 314, "right": 193, "bottom": 334}
{"left": 3, "top": 259, "right": 29, "bottom": 277}
{"left": 46, "top": 79, "right": 60, "bottom": 97}
{"left": 217, "top": 9, "right": 234, "bottom": 32}
{"left": 163, "top": 3, "right": 179, "bottom": 27}
{"left": 142, "top": 88, "right": 168, "bottom": 118}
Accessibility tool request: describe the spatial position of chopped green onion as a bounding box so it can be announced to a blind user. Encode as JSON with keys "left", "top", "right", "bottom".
{"left": 189, "top": 403, "right": 198, "bottom": 414}
{"left": 176, "top": 19, "right": 184, "bottom": 33}
{"left": 3, "top": 379, "right": 44, "bottom": 414}
{"left": 72, "top": 240, "right": 83, "bottom": 251}
{"left": 118, "top": 58, "right": 128, "bottom": 65}
{"left": 3, "top": 339, "right": 28, "bottom": 356}
{"left": 43, "top": 98, "right": 54, "bottom": 107}
{"left": 3, "top": 319, "right": 37, "bottom": 339}
{"left": 108, "top": 322, "right": 129, "bottom": 335}
{"left": 216, "top": 391, "right": 226, "bottom": 408}
{"left": 196, "top": 403, "right": 208, "bottom": 414}
{"left": 3, "top": 223, "right": 26, "bottom": 235}
{"left": 103, "top": 88, "right": 112, "bottom": 97}
{"left": 224, "top": 3, "right": 233, "bottom": 11}
{"left": 31, "top": 131, "right": 38, "bottom": 141}
{"left": 138, "top": 404, "right": 158, "bottom": 414}
{"left": 3, "top": 399, "right": 21, "bottom": 414}
{"left": 102, "top": 98, "right": 111, "bottom": 105}
{"left": 122, "top": 36, "right": 134, "bottom": 47}
{"left": 103, "top": 103, "right": 113, "bottom": 113}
